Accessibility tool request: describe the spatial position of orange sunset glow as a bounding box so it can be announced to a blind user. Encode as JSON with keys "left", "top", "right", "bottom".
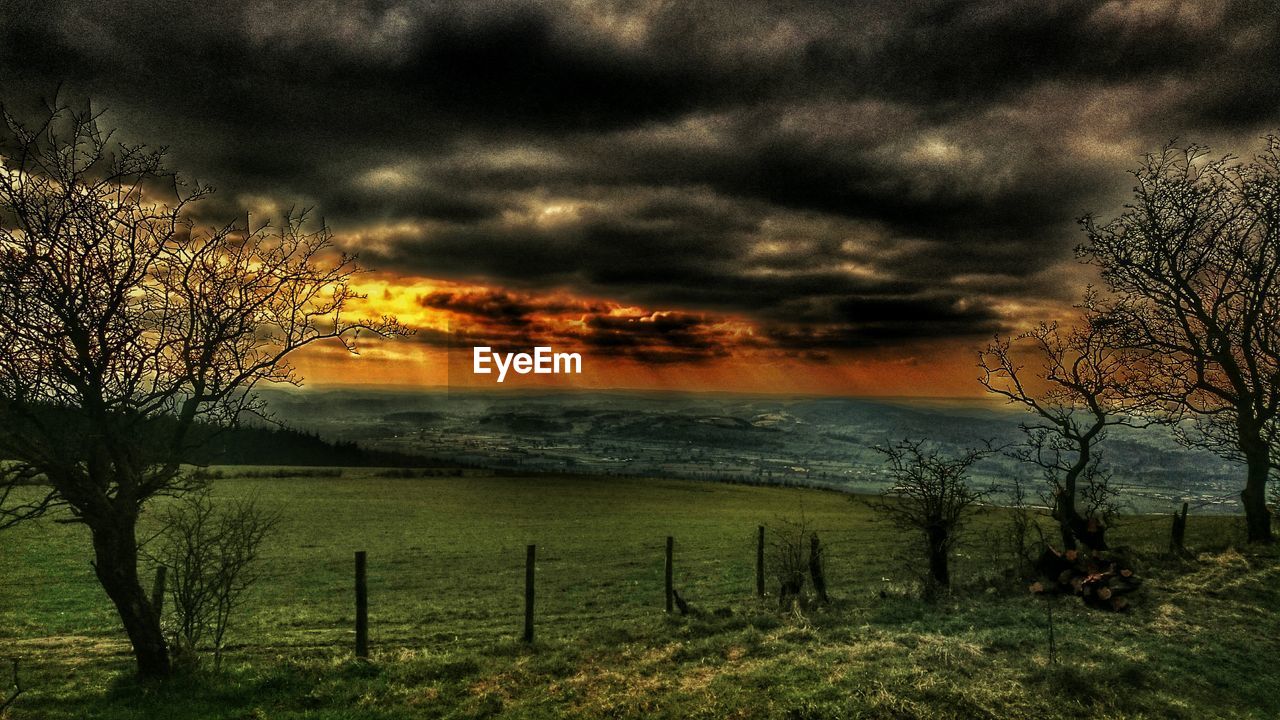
{"left": 288, "top": 273, "right": 1054, "bottom": 396}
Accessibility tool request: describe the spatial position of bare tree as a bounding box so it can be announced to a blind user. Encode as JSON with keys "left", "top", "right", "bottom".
{"left": 979, "top": 310, "right": 1143, "bottom": 551}
{"left": 150, "top": 489, "right": 279, "bottom": 670}
{"left": 768, "top": 514, "right": 813, "bottom": 608}
{"left": 870, "top": 439, "right": 993, "bottom": 590}
{"left": 0, "top": 99, "right": 406, "bottom": 678}
{"left": 978, "top": 474, "right": 1042, "bottom": 579}
{"left": 1079, "top": 138, "right": 1280, "bottom": 543}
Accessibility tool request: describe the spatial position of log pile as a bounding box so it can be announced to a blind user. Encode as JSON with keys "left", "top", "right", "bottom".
{"left": 1029, "top": 546, "right": 1141, "bottom": 611}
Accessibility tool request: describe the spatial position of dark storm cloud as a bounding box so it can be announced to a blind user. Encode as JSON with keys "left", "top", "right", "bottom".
{"left": 857, "top": 2, "right": 1214, "bottom": 106}
{"left": 3, "top": 0, "right": 1279, "bottom": 352}
{"left": 582, "top": 312, "right": 723, "bottom": 350}
{"left": 418, "top": 289, "right": 540, "bottom": 325}
{"left": 410, "top": 286, "right": 747, "bottom": 362}
{"left": 417, "top": 287, "right": 608, "bottom": 323}
{"left": 763, "top": 293, "right": 1006, "bottom": 350}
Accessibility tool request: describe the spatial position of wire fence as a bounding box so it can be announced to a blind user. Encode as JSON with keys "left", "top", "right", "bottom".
{"left": 2, "top": 497, "right": 1258, "bottom": 664}
{"left": 256, "top": 516, "right": 1237, "bottom": 649}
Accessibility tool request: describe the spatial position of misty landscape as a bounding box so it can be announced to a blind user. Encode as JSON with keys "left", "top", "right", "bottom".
{"left": 260, "top": 388, "right": 1243, "bottom": 513}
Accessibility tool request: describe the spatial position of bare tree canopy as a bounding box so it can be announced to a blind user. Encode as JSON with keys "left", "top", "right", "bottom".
{"left": 979, "top": 305, "right": 1145, "bottom": 551}
{"left": 149, "top": 488, "right": 280, "bottom": 671}
{"left": 0, "top": 99, "right": 408, "bottom": 677}
{"left": 870, "top": 439, "right": 993, "bottom": 590}
{"left": 1079, "top": 138, "right": 1280, "bottom": 543}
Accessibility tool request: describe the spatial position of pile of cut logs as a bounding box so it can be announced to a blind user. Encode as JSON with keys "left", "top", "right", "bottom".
{"left": 1029, "top": 545, "right": 1141, "bottom": 611}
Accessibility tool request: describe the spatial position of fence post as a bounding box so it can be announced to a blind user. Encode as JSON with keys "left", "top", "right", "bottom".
{"left": 524, "top": 544, "right": 536, "bottom": 643}
{"left": 756, "top": 525, "right": 765, "bottom": 597}
{"left": 809, "top": 532, "right": 829, "bottom": 603}
{"left": 665, "top": 536, "right": 674, "bottom": 613}
{"left": 355, "top": 550, "right": 368, "bottom": 659}
{"left": 150, "top": 565, "right": 167, "bottom": 620}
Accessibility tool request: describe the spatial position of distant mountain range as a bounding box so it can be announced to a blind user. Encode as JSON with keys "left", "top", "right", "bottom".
{"left": 254, "top": 387, "right": 1245, "bottom": 513}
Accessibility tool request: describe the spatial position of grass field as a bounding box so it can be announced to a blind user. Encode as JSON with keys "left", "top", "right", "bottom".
{"left": 2, "top": 469, "right": 1278, "bottom": 719}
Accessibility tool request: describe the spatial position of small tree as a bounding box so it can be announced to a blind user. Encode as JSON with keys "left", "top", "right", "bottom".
{"left": 979, "top": 310, "right": 1143, "bottom": 550}
{"left": 870, "top": 439, "right": 993, "bottom": 590}
{"left": 149, "top": 489, "right": 279, "bottom": 670}
{"left": 1000, "top": 475, "right": 1038, "bottom": 577}
{"left": 0, "top": 99, "right": 406, "bottom": 678}
{"left": 768, "top": 514, "right": 813, "bottom": 607}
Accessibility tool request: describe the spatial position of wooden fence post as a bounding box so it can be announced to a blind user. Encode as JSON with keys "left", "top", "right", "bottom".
{"left": 665, "top": 536, "right": 674, "bottom": 613}
{"left": 756, "top": 525, "right": 765, "bottom": 597}
{"left": 355, "top": 550, "right": 368, "bottom": 659}
{"left": 809, "top": 532, "right": 829, "bottom": 603}
{"left": 150, "top": 565, "right": 167, "bottom": 620}
{"left": 524, "top": 540, "right": 535, "bottom": 640}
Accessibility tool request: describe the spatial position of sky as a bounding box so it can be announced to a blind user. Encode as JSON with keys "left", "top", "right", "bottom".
{"left": 3, "top": 0, "right": 1279, "bottom": 395}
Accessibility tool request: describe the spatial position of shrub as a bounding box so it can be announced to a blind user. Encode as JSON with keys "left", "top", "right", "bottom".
{"left": 869, "top": 438, "right": 994, "bottom": 594}
{"left": 149, "top": 488, "right": 280, "bottom": 670}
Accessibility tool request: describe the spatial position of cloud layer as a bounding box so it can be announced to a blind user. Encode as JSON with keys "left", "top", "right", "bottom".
{"left": 3, "top": 0, "right": 1279, "bottom": 364}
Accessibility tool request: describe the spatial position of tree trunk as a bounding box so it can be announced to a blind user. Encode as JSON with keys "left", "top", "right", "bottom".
{"left": 1056, "top": 458, "right": 1085, "bottom": 551}
{"left": 1053, "top": 485, "right": 1108, "bottom": 551}
{"left": 927, "top": 525, "right": 949, "bottom": 588}
{"left": 89, "top": 511, "right": 171, "bottom": 679}
{"left": 1239, "top": 453, "right": 1269, "bottom": 538}
{"left": 1169, "top": 502, "right": 1189, "bottom": 555}
{"left": 1241, "top": 449, "right": 1273, "bottom": 544}
{"left": 1057, "top": 515, "right": 1076, "bottom": 551}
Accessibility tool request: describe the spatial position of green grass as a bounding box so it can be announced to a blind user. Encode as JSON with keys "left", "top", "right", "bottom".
{"left": 1, "top": 469, "right": 1277, "bottom": 719}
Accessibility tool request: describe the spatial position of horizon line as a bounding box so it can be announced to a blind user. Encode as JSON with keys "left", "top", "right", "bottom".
{"left": 264, "top": 381, "right": 1008, "bottom": 405}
